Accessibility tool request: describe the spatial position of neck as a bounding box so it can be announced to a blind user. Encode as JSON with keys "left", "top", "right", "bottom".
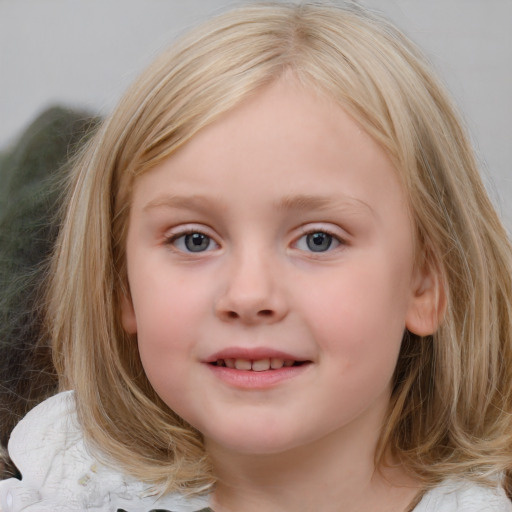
{"left": 207, "top": 414, "right": 422, "bottom": 512}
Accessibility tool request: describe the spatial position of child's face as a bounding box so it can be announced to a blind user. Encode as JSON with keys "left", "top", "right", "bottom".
{"left": 121, "top": 78, "right": 427, "bottom": 457}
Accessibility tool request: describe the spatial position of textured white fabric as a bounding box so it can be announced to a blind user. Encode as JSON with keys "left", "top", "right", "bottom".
{"left": 0, "top": 391, "right": 210, "bottom": 512}
{"left": 1, "top": 391, "right": 511, "bottom": 511}
{"left": 414, "top": 479, "right": 512, "bottom": 511}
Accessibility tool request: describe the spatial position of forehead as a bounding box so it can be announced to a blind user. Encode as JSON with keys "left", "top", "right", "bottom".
{"left": 130, "top": 78, "right": 408, "bottom": 225}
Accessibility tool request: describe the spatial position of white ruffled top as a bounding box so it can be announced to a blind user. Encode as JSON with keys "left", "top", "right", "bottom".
{"left": 0, "top": 391, "right": 210, "bottom": 511}
{"left": 414, "top": 479, "right": 512, "bottom": 511}
{"left": 1, "top": 391, "right": 511, "bottom": 511}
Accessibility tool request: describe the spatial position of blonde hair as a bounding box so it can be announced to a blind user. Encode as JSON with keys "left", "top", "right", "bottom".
{"left": 48, "top": 1, "right": 512, "bottom": 495}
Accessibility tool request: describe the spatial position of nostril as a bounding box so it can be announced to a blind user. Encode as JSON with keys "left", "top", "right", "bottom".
{"left": 227, "top": 311, "right": 239, "bottom": 319}
{"left": 258, "top": 309, "right": 273, "bottom": 317}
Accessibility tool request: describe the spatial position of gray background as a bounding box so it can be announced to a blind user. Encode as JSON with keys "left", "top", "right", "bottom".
{"left": 1, "top": 0, "right": 511, "bottom": 225}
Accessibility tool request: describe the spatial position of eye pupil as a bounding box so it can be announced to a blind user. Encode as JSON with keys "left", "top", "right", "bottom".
{"left": 306, "top": 232, "right": 332, "bottom": 252}
{"left": 185, "top": 233, "right": 210, "bottom": 252}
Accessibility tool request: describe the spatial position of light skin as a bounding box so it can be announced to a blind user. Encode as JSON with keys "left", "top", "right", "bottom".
{"left": 121, "top": 77, "right": 441, "bottom": 512}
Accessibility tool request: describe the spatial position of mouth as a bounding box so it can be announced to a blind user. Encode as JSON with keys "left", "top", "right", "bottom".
{"left": 210, "top": 358, "right": 309, "bottom": 371}
{"left": 205, "top": 349, "right": 312, "bottom": 388}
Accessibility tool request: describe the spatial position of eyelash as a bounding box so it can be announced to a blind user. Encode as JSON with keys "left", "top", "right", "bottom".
{"left": 165, "top": 229, "right": 219, "bottom": 254}
{"left": 293, "top": 227, "right": 346, "bottom": 254}
{"left": 164, "top": 226, "right": 347, "bottom": 255}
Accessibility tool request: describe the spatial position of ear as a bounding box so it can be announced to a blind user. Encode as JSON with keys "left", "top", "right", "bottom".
{"left": 120, "top": 293, "right": 138, "bottom": 334}
{"left": 405, "top": 261, "right": 445, "bottom": 336}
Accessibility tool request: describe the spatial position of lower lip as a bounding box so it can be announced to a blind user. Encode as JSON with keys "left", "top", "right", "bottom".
{"left": 206, "top": 364, "right": 311, "bottom": 389}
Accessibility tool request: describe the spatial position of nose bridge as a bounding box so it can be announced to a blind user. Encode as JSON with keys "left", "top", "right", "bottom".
{"left": 215, "top": 239, "right": 287, "bottom": 323}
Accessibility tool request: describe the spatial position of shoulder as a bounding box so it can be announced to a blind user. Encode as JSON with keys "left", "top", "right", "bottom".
{"left": 0, "top": 392, "right": 210, "bottom": 512}
{"left": 415, "top": 479, "right": 512, "bottom": 512}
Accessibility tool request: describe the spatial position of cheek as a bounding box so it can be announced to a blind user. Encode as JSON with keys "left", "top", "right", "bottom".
{"left": 136, "top": 317, "right": 194, "bottom": 416}
{"left": 131, "top": 281, "right": 196, "bottom": 375}
{"left": 132, "top": 263, "right": 207, "bottom": 337}
{"left": 135, "top": 293, "right": 197, "bottom": 355}
{"left": 301, "top": 262, "right": 409, "bottom": 370}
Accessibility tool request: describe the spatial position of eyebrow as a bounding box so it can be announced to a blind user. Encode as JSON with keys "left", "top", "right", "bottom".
{"left": 143, "top": 194, "right": 221, "bottom": 213}
{"left": 274, "top": 194, "right": 375, "bottom": 216}
{"left": 143, "top": 193, "right": 375, "bottom": 217}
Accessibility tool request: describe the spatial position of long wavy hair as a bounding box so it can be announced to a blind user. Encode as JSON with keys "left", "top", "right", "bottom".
{"left": 47, "top": 1, "right": 512, "bottom": 495}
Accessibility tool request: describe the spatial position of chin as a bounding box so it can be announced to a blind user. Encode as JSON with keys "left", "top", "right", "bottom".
{"left": 202, "top": 420, "right": 314, "bottom": 457}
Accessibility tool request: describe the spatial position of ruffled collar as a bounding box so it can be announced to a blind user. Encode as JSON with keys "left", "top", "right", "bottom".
{"left": 0, "top": 391, "right": 211, "bottom": 512}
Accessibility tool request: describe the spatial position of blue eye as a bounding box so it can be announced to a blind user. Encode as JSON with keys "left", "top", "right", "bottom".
{"left": 171, "top": 232, "right": 217, "bottom": 253}
{"left": 306, "top": 232, "right": 333, "bottom": 252}
{"left": 296, "top": 231, "right": 341, "bottom": 252}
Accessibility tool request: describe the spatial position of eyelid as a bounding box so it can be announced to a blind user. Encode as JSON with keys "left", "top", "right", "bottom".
{"left": 295, "top": 223, "right": 349, "bottom": 242}
{"left": 291, "top": 223, "right": 349, "bottom": 252}
{"left": 164, "top": 224, "right": 220, "bottom": 252}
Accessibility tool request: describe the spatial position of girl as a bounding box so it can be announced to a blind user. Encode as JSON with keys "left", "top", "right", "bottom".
{"left": 1, "top": 2, "right": 512, "bottom": 511}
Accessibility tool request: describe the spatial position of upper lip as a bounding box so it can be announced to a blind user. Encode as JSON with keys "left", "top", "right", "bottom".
{"left": 205, "top": 347, "right": 309, "bottom": 363}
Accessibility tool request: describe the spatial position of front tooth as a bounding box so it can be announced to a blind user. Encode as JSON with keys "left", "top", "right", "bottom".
{"left": 270, "top": 358, "right": 284, "bottom": 369}
{"left": 252, "top": 359, "right": 271, "bottom": 372}
{"left": 284, "top": 360, "right": 294, "bottom": 367}
{"left": 225, "top": 358, "right": 235, "bottom": 369}
{"left": 234, "top": 359, "right": 252, "bottom": 370}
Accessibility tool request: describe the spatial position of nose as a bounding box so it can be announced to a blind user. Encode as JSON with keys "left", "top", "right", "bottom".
{"left": 214, "top": 249, "right": 289, "bottom": 325}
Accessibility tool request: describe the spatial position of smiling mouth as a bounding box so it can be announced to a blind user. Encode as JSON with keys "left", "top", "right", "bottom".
{"left": 210, "top": 358, "right": 309, "bottom": 371}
